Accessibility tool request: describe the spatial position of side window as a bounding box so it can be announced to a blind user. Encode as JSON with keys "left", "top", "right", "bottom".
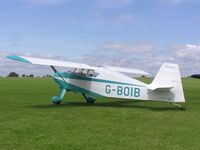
{"left": 68, "top": 68, "right": 76, "bottom": 73}
{"left": 93, "top": 72, "right": 99, "bottom": 77}
{"left": 81, "top": 69, "right": 88, "bottom": 74}
{"left": 74, "top": 68, "right": 82, "bottom": 73}
{"left": 87, "top": 70, "right": 99, "bottom": 77}
{"left": 88, "top": 70, "right": 94, "bottom": 76}
{"left": 72, "top": 68, "right": 99, "bottom": 77}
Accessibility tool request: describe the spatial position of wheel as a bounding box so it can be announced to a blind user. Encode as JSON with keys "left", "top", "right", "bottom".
{"left": 52, "top": 96, "right": 61, "bottom": 105}
{"left": 87, "top": 97, "right": 95, "bottom": 104}
{"left": 53, "top": 101, "right": 61, "bottom": 105}
{"left": 180, "top": 107, "right": 186, "bottom": 111}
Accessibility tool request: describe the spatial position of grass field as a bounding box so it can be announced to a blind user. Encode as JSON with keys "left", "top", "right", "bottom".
{"left": 0, "top": 77, "right": 200, "bottom": 150}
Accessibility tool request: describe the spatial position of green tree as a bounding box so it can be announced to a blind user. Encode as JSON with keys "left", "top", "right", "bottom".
{"left": 29, "top": 74, "right": 34, "bottom": 77}
{"left": 46, "top": 74, "right": 52, "bottom": 77}
{"left": 7, "top": 72, "right": 19, "bottom": 77}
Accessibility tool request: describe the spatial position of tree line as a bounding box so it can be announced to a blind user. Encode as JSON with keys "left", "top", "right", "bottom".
{"left": 7, "top": 72, "right": 52, "bottom": 78}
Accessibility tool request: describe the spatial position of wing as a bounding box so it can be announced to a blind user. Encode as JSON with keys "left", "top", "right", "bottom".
{"left": 6, "top": 55, "right": 151, "bottom": 76}
{"left": 6, "top": 55, "right": 92, "bottom": 69}
{"left": 102, "top": 65, "right": 150, "bottom": 76}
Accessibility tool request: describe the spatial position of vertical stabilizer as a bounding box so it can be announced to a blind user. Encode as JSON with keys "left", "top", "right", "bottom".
{"left": 148, "top": 63, "right": 185, "bottom": 102}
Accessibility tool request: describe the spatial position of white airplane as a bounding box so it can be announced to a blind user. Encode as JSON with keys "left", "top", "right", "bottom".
{"left": 6, "top": 55, "right": 185, "bottom": 110}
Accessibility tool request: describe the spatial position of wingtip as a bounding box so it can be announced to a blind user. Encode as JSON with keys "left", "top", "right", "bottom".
{"left": 6, "top": 55, "right": 13, "bottom": 59}
{"left": 6, "top": 55, "right": 32, "bottom": 64}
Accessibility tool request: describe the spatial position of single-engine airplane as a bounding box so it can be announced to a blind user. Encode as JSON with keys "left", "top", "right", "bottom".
{"left": 6, "top": 55, "right": 185, "bottom": 110}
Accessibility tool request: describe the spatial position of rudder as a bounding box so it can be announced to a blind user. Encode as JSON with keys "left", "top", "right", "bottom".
{"left": 148, "top": 63, "right": 185, "bottom": 102}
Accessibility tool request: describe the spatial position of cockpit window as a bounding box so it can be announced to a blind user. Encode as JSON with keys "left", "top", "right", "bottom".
{"left": 87, "top": 69, "right": 99, "bottom": 77}
{"left": 70, "top": 68, "right": 99, "bottom": 77}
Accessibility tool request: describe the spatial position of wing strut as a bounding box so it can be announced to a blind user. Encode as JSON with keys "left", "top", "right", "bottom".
{"left": 50, "top": 65, "right": 67, "bottom": 104}
{"left": 50, "top": 65, "right": 65, "bottom": 82}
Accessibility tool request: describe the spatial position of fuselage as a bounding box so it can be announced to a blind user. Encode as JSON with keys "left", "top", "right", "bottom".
{"left": 53, "top": 69, "right": 150, "bottom": 100}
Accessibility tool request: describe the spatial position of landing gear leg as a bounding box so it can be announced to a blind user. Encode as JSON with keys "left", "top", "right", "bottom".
{"left": 82, "top": 93, "right": 96, "bottom": 104}
{"left": 52, "top": 88, "right": 66, "bottom": 105}
{"left": 172, "top": 103, "right": 186, "bottom": 111}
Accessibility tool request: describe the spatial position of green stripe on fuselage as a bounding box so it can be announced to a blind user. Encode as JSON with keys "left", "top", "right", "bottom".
{"left": 53, "top": 72, "right": 145, "bottom": 87}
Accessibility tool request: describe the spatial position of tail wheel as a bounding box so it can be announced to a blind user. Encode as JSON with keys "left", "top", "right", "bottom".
{"left": 180, "top": 107, "right": 186, "bottom": 111}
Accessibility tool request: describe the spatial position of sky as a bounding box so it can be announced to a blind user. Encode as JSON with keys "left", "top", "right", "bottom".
{"left": 0, "top": 0, "right": 200, "bottom": 76}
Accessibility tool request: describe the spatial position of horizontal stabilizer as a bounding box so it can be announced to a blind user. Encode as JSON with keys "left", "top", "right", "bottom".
{"left": 147, "top": 84, "right": 173, "bottom": 91}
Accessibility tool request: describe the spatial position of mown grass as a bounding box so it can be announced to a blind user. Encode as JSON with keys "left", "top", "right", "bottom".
{"left": 0, "top": 77, "right": 200, "bottom": 150}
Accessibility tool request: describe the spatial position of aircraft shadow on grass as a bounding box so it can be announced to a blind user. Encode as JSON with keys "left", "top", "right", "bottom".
{"left": 30, "top": 100, "right": 180, "bottom": 111}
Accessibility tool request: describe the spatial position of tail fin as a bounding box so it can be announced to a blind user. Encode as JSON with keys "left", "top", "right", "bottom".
{"left": 148, "top": 63, "right": 185, "bottom": 102}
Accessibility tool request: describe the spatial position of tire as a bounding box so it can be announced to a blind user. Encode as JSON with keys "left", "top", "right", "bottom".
{"left": 87, "top": 97, "right": 95, "bottom": 104}
{"left": 53, "top": 101, "right": 61, "bottom": 105}
{"left": 52, "top": 96, "right": 61, "bottom": 105}
{"left": 180, "top": 107, "right": 186, "bottom": 111}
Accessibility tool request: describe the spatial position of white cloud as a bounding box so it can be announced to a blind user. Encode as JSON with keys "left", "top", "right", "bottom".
{"left": 77, "top": 42, "right": 160, "bottom": 75}
{"left": 175, "top": 44, "right": 200, "bottom": 60}
{"left": 78, "top": 52, "right": 164, "bottom": 77}
{"left": 79, "top": 43, "right": 200, "bottom": 76}
{"left": 100, "top": 42, "right": 155, "bottom": 56}
{"left": 168, "top": 44, "right": 200, "bottom": 75}
{"left": 1, "top": 43, "right": 200, "bottom": 77}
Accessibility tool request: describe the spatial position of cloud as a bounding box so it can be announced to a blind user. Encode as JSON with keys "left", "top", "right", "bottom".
{"left": 78, "top": 43, "right": 200, "bottom": 76}
{"left": 175, "top": 44, "right": 200, "bottom": 60}
{"left": 100, "top": 42, "right": 155, "bottom": 56}
{"left": 169, "top": 44, "right": 200, "bottom": 75}
{"left": 76, "top": 42, "right": 160, "bottom": 75}
{"left": 1, "top": 43, "right": 199, "bottom": 77}
{"left": 78, "top": 52, "right": 164, "bottom": 77}
{"left": 0, "top": 43, "right": 157, "bottom": 77}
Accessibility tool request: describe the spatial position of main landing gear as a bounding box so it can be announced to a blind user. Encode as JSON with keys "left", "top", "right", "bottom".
{"left": 172, "top": 103, "right": 186, "bottom": 111}
{"left": 82, "top": 93, "right": 96, "bottom": 104}
{"left": 52, "top": 88, "right": 66, "bottom": 105}
{"left": 52, "top": 89, "right": 96, "bottom": 105}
